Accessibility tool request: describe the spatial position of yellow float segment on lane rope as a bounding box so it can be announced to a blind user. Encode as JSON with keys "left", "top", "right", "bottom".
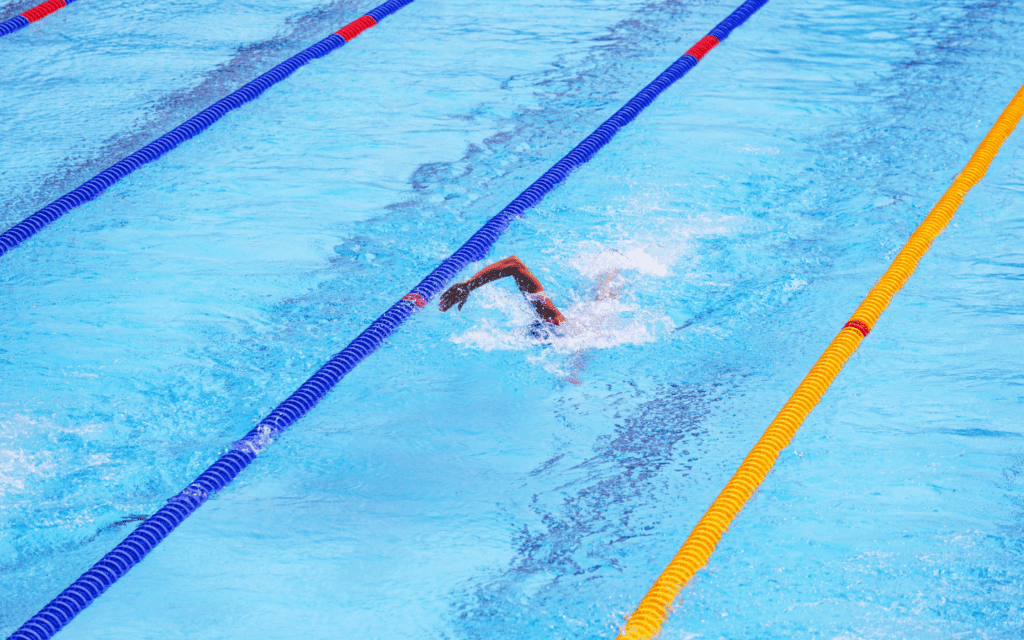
{"left": 616, "top": 80, "right": 1024, "bottom": 640}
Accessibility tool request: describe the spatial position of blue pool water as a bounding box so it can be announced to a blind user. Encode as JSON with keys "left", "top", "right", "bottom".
{"left": 2, "top": 0, "right": 1024, "bottom": 637}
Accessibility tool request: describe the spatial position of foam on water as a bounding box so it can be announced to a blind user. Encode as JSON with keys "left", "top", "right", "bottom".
{"left": 0, "top": 416, "right": 57, "bottom": 498}
{"left": 0, "top": 449, "right": 54, "bottom": 498}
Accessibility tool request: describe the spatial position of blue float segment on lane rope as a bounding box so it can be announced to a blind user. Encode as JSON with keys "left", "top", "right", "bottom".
{"left": 366, "top": 0, "right": 415, "bottom": 21}
{"left": 0, "top": 14, "right": 30, "bottom": 36}
{"left": 7, "top": 1, "right": 768, "bottom": 638}
{"left": 0, "top": 32, "right": 346, "bottom": 259}
{"left": 709, "top": 0, "right": 765, "bottom": 41}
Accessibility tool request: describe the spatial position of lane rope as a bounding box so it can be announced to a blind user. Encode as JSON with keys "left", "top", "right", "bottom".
{"left": 6, "top": 2, "right": 766, "bottom": 638}
{"left": 0, "top": 0, "right": 414, "bottom": 260}
{"left": 0, "top": 0, "right": 74, "bottom": 37}
{"left": 615, "top": 80, "right": 1024, "bottom": 640}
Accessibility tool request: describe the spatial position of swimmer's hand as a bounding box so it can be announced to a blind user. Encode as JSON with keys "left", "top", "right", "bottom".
{"left": 439, "top": 281, "right": 472, "bottom": 312}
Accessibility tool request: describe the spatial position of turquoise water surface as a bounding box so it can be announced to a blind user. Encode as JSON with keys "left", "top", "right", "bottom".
{"left": 2, "top": 0, "right": 1024, "bottom": 637}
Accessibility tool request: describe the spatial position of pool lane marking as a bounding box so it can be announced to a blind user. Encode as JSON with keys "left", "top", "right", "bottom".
{"left": 0, "top": 0, "right": 414, "bottom": 260}
{"left": 0, "top": 0, "right": 73, "bottom": 38}
{"left": 6, "top": 2, "right": 766, "bottom": 638}
{"left": 0, "top": 0, "right": 385, "bottom": 38}
{"left": 401, "top": 293, "right": 428, "bottom": 307}
{"left": 615, "top": 81, "right": 1024, "bottom": 640}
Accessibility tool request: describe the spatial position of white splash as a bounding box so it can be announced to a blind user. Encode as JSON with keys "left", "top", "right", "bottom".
{"left": 0, "top": 414, "right": 106, "bottom": 499}
{"left": 570, "top": 246, "right": 669, "bottom": 280}
{"left": 0, "top": 415, "right": 57, "bottom": 498}
{"left": 450, "top": 247, "right": 674, "bottom": 368}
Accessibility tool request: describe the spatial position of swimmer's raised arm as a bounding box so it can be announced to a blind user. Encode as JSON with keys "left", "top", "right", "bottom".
{"left": 439, "top": 255, "right": 565, "bottom": 324}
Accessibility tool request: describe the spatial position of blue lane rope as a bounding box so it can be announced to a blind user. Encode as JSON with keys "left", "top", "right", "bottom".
{"left": 0, "top": 0, "right": 81, "bottom": 38}
{"left": 7, "top": 1, "right": 766, "bottom": 638}
{"left": 0, "top": 14, "right": 30, "bottom": 36}
{"left": 0, "top": 0, "right": 415, "bottom": 260}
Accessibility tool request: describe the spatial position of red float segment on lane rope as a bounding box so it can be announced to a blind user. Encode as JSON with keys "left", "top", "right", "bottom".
{"left": 21, "top": 0, "right": 66, "bottom": 22}
{"left": 844, "top": 320, "right": 871, "bottom": 337}
{"left": 401, "top": 293, "right": 427, "bottom": 308}
{"left": 685, "top": 34, "right": 720, "bottom": 61}
{"left": 336, "top": 14, "right": 377, "bottom": 41}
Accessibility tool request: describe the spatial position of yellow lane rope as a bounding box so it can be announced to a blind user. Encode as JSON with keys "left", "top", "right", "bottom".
{"left": 616, "top": 80, "right": 1024, "bottom": 640}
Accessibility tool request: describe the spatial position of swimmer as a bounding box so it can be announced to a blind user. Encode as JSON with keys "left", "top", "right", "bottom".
{"left": 439, "top": 255, "right": 566, "bottom": 325}
{"left": 440, "top": 252, "right": 624, "bottom": 385}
